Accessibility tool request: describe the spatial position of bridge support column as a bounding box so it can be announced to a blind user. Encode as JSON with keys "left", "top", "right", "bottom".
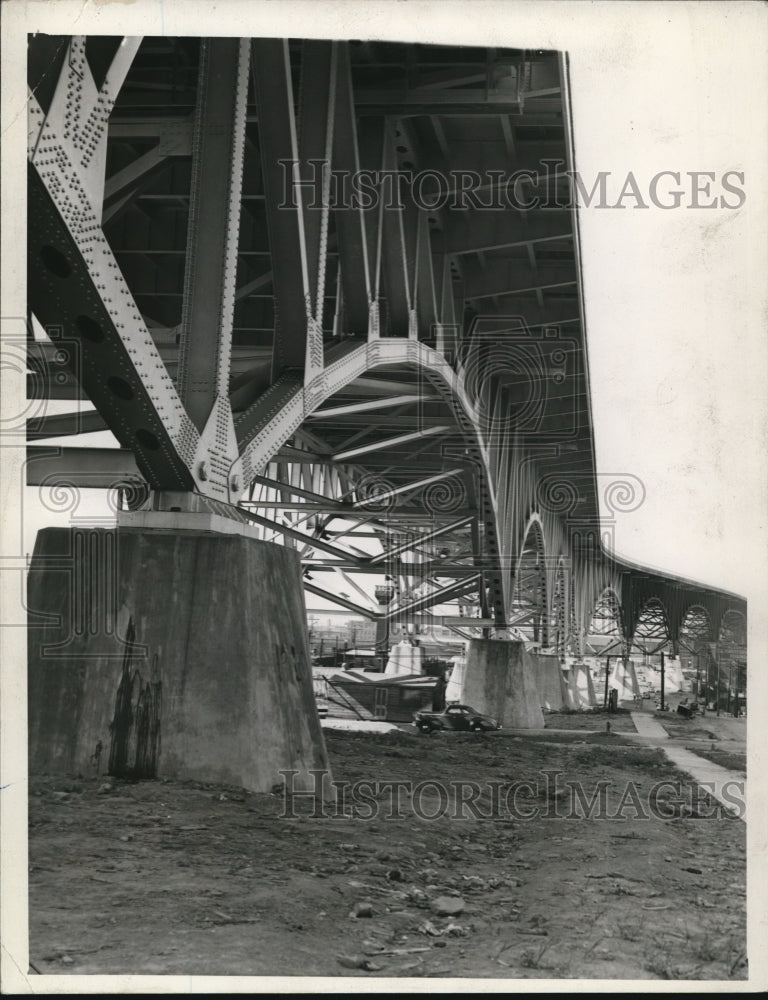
{"left": 567, "top": 662, "right": 597, "bottom": 709}
{"left": 529, "top": 652, "right": 571, "bottom": 711}
{"left": 609, "top": 658, "right": 641, "bottom": 703}
{"left": 460, "top": 639, "right": 544, "bottom": 729}
{"left": 27, "top": 522, "right": 331, "bottom": 793}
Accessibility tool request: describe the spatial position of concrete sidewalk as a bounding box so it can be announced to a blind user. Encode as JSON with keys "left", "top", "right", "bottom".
{"left": 631, "top": 712, "right": 745, "bottom": 821}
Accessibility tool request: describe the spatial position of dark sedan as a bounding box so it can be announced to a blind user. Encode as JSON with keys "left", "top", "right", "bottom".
{"left": 413, "top": 703, "right": 501, "bottom": 734}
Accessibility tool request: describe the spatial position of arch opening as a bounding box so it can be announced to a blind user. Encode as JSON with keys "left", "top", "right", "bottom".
{"left": 678, "top": 605, "right": 712, "bottom": 703}
{"left": 631, "top": 598, "right": 671, "bottom": 657}
{"left": 242, "top": 375, "right": 493, "bottom": 663}
{"left": 586, "top": 588, "right": 624, "bottom": 651}
{"left": 713, "top": 610, "right": 747, "bottom": 716}
{"left": 629, "top": 598, "right": 682, "bottom": 699}
{"left": 584, "top": 587, "right": 625, "bottom": 702}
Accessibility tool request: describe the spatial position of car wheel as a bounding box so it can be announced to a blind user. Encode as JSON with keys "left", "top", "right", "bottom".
{"left": 418, "top": 721, "right": 433, "bottom": 734}
{"left": 470, "top": 722, "right": 484, "bottom": 733}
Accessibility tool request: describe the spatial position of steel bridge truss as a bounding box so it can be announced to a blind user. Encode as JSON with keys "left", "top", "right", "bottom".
{"left": 25, "top": 34, "right": 746, "bottom": 658}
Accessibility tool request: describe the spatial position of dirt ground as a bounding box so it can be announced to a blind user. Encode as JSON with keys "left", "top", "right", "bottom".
{"left": 28, "top": 724, "right": 747, "bottom": 982}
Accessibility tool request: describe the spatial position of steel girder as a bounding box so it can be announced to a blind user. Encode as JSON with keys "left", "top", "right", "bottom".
{"left": 26, "top": 34, "right": 746, "bottom": 651}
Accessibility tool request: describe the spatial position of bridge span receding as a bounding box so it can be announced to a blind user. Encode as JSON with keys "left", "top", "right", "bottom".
{"left": 25, "top": 34, "right": 746, "bottom": 790}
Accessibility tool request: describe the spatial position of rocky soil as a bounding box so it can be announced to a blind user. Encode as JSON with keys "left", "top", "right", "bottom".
{"left": 28, "top": 725, "right": 747, "bottom": 982}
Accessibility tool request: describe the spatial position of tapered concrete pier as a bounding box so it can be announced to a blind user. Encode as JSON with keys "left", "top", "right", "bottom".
{"left": 28, "top": 522, "right": 331, "bottom": 792}
{"left": 531, "top": 652, "right": 572, "bottom": 711}
{"left": 460, "top": 639, "right": 544, "bottom": 728}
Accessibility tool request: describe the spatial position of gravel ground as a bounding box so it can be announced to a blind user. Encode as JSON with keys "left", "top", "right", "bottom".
{"left": 28, "top": 727, "right": 747, "bottom": 982}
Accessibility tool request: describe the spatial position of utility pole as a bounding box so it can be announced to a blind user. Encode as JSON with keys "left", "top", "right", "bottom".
{"left": 604, "top": 655, "right": 611, "bottom": 708}
{"left": 716, "top": 649, "right": 721, "bottom": 716}
{"left": 696, "top": 650, "right": 701, "bottom": 704}
{"left": 660, "top": 650, "right": 665, "bottom": 711}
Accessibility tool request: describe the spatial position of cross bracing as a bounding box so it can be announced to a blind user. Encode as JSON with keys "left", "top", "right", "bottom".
{"left": 25, "top": 33, "right": 746, "bottom": 655}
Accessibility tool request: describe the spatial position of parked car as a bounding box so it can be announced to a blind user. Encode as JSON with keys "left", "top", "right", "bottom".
{"left": 413, "top": 703, "right": 501, "bottom": 734}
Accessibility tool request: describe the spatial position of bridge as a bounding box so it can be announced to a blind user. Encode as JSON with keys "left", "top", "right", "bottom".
{"left": 26, "top": 34, "right": 746, "bottom": 790}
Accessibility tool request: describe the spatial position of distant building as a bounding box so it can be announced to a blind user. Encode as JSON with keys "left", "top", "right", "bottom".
{"left": 307, "top": 619, "right": 349, "bottom": 658}
{"left": 346, "top": 618, "right": 377, "bottom": 647}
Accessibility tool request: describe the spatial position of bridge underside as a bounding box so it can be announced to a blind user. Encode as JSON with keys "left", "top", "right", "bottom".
{"left": 25, "top": 34, "right": 746, "bottom": 788}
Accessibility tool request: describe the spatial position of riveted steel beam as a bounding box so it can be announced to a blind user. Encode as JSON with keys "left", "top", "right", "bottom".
{"left": 243, "top": 510, "right": 366, "bottom": 562}
{"left": 248, "top": 473, "right": 351, "bottom": 507}
{"left": 306, "top": 394, "right": 427, "bottom": 420}
{"left": 303, "top": 582, "right": 380, "bottom": 620}
{"left": 368, "top": 514, "right": 474, "bottom": 565}
{"left": 26, "top": 409, "right": 108, "bottom": 441}
{"left": 301, "top": 560, "right": 477, "bottom": 577}
{"left": 27, "top": 41, "right": 199, "bottom": 492}
{"left": 177, "top": 38, "right": 249, "bottom": 440}
{"left": 379, "top": 128, "right": 415, "bottom": 337}
{"left": 332, "top": 425, "right": 450, "bottom": 462}
{"left": 26, "top": 445, "right": 141, "bottom": 486}
{"left": 251, "top": 39, "right": 319, "bottom": 381}
{"left": 356, "top": 116, "right": 386, "bottom": 326}
{"left": 353, "top": 469, "right": 469, "bottom": 512}
{"left": 332, "top": 44, "right": 372, "bottom": 336}
{"left": 382, "top": 574, "right": 482, "bottom": 621}
{"left": 242, "top": 502, "right": 348, "bottom": 512}
{"left": 414, "top": 209, "right": 439, "bottom": 338}
{"left": 297, "top": 41, "right": 338, "bottom": 339}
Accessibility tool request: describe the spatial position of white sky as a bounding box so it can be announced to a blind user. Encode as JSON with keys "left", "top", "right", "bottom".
{"left": 7, "top": 1, "right": 768, "bottom": 609}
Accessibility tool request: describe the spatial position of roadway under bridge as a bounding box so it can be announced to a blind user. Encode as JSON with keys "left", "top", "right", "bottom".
{"left": 25, "top": 34, "right": 746, "bottom": 790}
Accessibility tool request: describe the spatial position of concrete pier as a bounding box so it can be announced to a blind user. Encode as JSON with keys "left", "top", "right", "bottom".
{"left": 384, "top": 641, "right": 423, "bottom": 676}
{"left": 610, "top": 658, "right": 641, "bottom": 702}
{"left": 460, "top": 639, "right": 544, "bottom": 728}
{"left": 568, "top": 662, "right": 597, "bottom": 709}
{"left": 530, "top": 652, "right": 571, "bottom": 711}
{"left": 28, "top": 525, "right": 331, "bottom": 793}
{"left": 444, "top": 656, "right": 466, "bottom": 703}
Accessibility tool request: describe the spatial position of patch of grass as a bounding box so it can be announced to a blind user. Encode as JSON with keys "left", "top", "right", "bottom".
{"left": 543, "top": 709, "right": 637, "bottom": 734}
{"left": 685, "top": 746, "right": 746, "bottom": 774}
{"left": 570, "top": 745, "right": 665, "bottom": 768}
